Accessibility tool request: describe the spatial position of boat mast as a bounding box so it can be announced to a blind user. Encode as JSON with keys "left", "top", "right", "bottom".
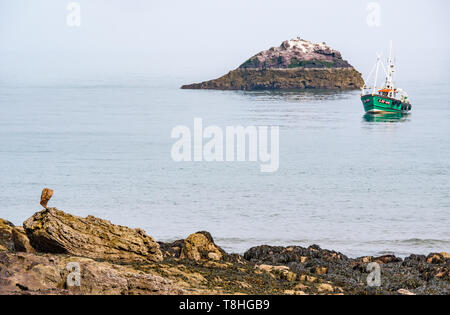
{"left": 372, "top": 54, "right": 381, "bottom": 95}
{"left": 386, "top": 40, "right": 395, "bottom": 97}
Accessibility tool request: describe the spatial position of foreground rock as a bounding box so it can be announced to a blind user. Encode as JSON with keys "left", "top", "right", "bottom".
{"left": 0, "top": 252, "right": 184, "bottom": 295}
{"left": 40, "top": 187, "right": 54, "bottom": 208}
{"left": 245, "top": 245, "right": 450, "bottom": 295}
{"left": 160, "top": 231, "right": 228, "bottom": 262}
{"left": 182, "top": 37, "right": 364, "bottom": 90}
{"left": 12, "top": 226, "right": 35, "bottom": 253}
{"left": 23, "top": 208, "right": 163, "bottom": 263}
{"left": 1, "top": 210, "right": 449, "bottom": 295}
{"left": 0, "top": 218, "right": 14, "bottom": 251}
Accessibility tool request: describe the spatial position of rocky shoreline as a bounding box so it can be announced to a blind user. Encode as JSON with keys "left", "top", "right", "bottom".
{"left": 182, "top": 37, "right": 364, "bottom": 91}
{"left": 1, "top": 208, "right": 449, "bottom": 295}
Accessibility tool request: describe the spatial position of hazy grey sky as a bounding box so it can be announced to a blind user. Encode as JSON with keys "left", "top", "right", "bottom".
{"left": 1, "top": 0, "right": 448, "bottom": 84}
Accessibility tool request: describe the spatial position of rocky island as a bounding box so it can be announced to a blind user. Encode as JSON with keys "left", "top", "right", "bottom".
{"left": 181, "top": 37, "right": 364, "bottom": 90}
{"left": 1, "top": 207, "right": 449, "bottom": 295}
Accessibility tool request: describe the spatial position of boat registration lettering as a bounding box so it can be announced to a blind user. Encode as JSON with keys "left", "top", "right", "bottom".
{"left": 378, "top": 99, "right": 390, "bottom": 105}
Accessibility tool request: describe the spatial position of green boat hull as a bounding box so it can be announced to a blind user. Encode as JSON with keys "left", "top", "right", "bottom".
{"left": 361, "top": 94, "right": 411, "bottom": 113}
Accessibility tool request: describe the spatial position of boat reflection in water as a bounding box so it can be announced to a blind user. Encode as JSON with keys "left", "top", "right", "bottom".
{"left": 363, "top": 112, "right": 410, "bottom": 123}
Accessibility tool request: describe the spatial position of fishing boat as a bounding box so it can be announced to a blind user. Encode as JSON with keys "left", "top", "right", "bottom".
{"left": 361, "top": 42, "right": 411, "bottom": 114}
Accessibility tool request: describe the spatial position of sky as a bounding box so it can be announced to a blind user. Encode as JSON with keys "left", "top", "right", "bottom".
{"left": 0, "top": 0, "right": 449, "bottom": 84}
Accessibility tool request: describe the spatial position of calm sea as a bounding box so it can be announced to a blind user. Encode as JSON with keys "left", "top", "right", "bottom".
{"left": 0, "top": 76, "right": 449, "bottom": 257}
